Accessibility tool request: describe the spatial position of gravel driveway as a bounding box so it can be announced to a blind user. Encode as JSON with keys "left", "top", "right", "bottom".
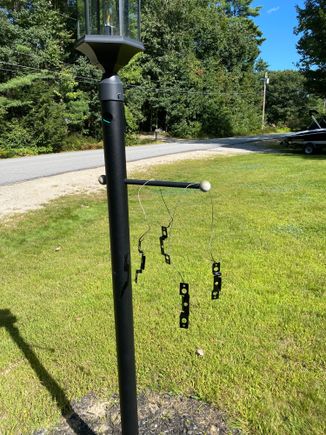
{"left": 0, "top": 148, "right": 255, "bottom": 219}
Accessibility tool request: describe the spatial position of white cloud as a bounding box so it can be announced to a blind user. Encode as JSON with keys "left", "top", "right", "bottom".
{"left": 267, "top": 6, "right": 280, "bottom": 14}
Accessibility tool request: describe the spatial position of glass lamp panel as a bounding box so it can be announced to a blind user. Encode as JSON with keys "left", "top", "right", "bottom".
{"left": 77, "top": 0, "right": 86, "bottom": 37}
{"left": 90, "top": 0, "right": 120, "bottom": 35}
{"left": 77, "top": 0, "right": 141, "bottom": 40}
{"left": 77, "top": 0, "right": 120, "bottom": 36}
{"left": 124, "top": 0, "right": 140, "bottom": 40}
{"left": 89, "top": 0, "right": 100, "bottom": 34}
{"left": 99, "top": 0, "right": 120, "bottom": 35}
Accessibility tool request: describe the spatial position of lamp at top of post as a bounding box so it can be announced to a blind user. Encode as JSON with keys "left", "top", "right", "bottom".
{"left": 75, "top": 0, "right": 143, "bottom": 75}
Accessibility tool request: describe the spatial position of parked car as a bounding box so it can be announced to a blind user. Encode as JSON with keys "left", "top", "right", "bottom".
{"left": 281, "top": 113, "right": 326, "bottom": 155}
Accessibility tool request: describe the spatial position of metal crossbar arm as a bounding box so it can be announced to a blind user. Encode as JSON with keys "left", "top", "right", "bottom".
{"left": 126, "top": 179, "right": 202, "bottom": 190}
{"left": 98, "top": 175, "right": 211, "bottom": 192}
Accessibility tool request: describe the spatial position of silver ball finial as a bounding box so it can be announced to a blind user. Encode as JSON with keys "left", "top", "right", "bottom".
{"left": 98, "top": 175, "right": 107, "bottom": 185}
{"left": 200, "top": 180, "right": 211, "bottom": 192}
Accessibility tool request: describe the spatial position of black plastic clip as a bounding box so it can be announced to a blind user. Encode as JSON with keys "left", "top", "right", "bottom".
{"left": 212, "top": 262, "right": 222, "bottom": 300}
{"left": 135, "top": 239, "right": 146, "bottom": 283}
{"left": 159, "top": 226, "right": 171, "bottom": 264}
{"left": 179, "top": 283, "right": 190, "bottom": 329}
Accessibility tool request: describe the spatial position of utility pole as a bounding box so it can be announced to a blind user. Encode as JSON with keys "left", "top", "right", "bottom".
{"left": 261, "top": 72, "right": 269, "bottom": 130}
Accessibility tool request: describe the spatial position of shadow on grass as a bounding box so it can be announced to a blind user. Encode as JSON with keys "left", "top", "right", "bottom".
{"left": 288, "top": 151, "right": 326, "bottom": 160}
{"left": 0, "top": 309, "right": 95, "bottom": 435}
{"left": 219, "top": 141, "right": 326, "bottom": 158}
{"left": 262, "top": 149, "right": 326, "bottom": 160}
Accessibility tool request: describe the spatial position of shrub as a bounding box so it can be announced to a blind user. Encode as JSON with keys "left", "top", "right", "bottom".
{"left": 62, "top": 134, "right": 100, "bottom": 152}
{"left": 170, "top": 120, "right": 202, "bottom": 138}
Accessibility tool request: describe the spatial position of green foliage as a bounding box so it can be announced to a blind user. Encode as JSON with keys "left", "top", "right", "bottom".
{"left": 0, "top": 0, "right": 88, "bottom": 156}
{"left": 0, "top": 120, "right": 35, "bottom": 157}
{"left": 0, "top": 0, "right": 265, "bottom": 153}
{"left": 61, "top": 134, "right": 100, "bottom": 152}
{"left": 0, "top": 72, "right": 49, "bottom": 92}
{"left": 4, "top": 0, "right": 322, "bottom": 154}
{"left": 129, "top": 0, "right": 262, "bottom": 137}
{"left": 25, "top": 85, "right": 68, "bottom": 152}
{"left": 170, "top": 120, "right": 203, "bottom": 138}
{"left": 295, "top": 0, "right": 326, "bottom": 96}
{"left": 217, "top": 0, "right": 261, "bottom": 17}
{"left": 265, "top": 70, "right": 322, "bottom": 130}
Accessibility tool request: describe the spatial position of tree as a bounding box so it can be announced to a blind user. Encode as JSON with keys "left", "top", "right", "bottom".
{"left": 217, "top": 0, "right": 260, "bottom": 17}
{"left": 295, "top": 0, "right": 326, "bottom": 96}
{"left": 126, "top": 0, "right": 262, "bottom": 137}
{"left": 0, "top": 0, "right": 93, "bottom": 155}
{"left": 265, "top": 70, "right": 321, "bottom": 130}
{"left": 0, "top": 0, "right": 265, "bottom": 155}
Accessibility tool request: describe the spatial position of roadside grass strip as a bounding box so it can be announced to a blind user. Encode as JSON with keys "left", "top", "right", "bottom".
{"left": 0, "top": 153, "right": 325, "bottom": 434}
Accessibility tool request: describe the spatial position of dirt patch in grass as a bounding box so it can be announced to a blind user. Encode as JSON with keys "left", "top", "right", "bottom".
{"left": 36, "top": 392, "right": 239, "bottom": 434}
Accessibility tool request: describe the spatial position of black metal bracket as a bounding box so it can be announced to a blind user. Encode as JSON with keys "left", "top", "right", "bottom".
{"left": 179, "top": 283, "right": 190, "bottom": 329}
{"left": 135, "top": 238, "right": 146, "bottom": 284}
{"left": 159, "top": 226, "right": 171, "bottom": 264}
{"left": 212, "top": 262, "right": 222, "bottom": 300}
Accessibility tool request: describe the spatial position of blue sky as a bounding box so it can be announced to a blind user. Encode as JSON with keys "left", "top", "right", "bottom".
{"left": 252, "top": 0, "right": 306, "bottom": 71}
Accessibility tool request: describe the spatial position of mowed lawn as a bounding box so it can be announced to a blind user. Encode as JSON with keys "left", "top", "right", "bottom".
{"left": 0, "top": 153, "right": 325, "bottom": 434}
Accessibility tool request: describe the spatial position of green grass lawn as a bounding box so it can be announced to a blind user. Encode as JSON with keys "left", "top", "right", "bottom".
{"left": 0, "top": 153, "right": 325, "bottom": 434}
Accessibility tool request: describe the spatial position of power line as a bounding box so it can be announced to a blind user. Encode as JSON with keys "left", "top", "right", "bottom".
{"left": 0, "top": 60, "right": 42, "bottom": 72}
{"left": 0, "top": 61, "right": 98, "bottom": 85}
{"left": 56, "top": 11, "right": 78, "bottom": 21}
{"left": 1, "top": 50, "right": 101, "bottom": 81}
{"left": 0, "top": 67, "right": 18, "bottom": 74}
{"left": 0, "top": 65, "right": 97, "bottom": 87}
{"left": 0, "top": 60, "right": 278, "bottom": 99}
{"left": 0, "top": 70, "right": 262, "bottom": 99}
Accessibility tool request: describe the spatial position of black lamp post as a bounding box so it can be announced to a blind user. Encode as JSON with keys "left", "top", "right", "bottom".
{"left": 76, "top": 2, "right": 143, "bottom": 434}
{"left": 75, "top": 1, "right": 210, "bottom": 433}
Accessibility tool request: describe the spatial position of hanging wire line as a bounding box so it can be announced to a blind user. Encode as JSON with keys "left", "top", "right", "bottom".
{"left": 137, "top": 178, "right": 155, "bottom": 232}
{"left": 159, "top": 183, "right": 220, "bottom": 286}
{"left": 134, "top": 179, "right": 156, "bottom": 283}
{"left": 208, "top": 190, "right": 218, "bottom": 263}
{"left": 158, "top": 183, "right": 198, "bottom": 283}
{"left": 159, "top": 187, "right": 176, "bottom": 228}
{"left": 205, "top": 188, "right": 222, "bottom": 301}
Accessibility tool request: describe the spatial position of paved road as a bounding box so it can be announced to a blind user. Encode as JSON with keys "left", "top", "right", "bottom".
{"left": 0, "top": 134, "right": 284, "bottom": 186}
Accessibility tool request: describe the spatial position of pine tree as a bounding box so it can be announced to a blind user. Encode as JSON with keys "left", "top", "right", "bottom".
{"left": 0, "top": 0, "right": 91, "bottom": 155}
